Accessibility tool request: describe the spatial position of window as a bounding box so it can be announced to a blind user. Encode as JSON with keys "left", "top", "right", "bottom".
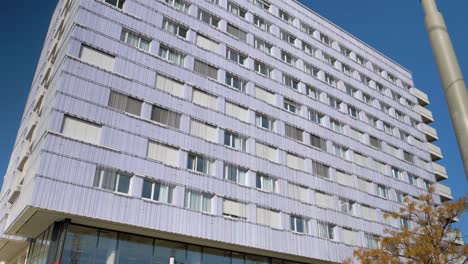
{"left": 377, "top": 184, "right": 388, "bottom": 199}
{"left": 284, "top": 99, "right": 300, "bottom": 114}
{"left": 290, "top": 215, "right": 308, "bottom": 234}
{"left": 185, "top": 190, "right": 212, "bottom": 213}
{"left": 158, "top": 44, "right": 185, "bottom": 66}
{"left": 194, "top": 60, "right": 218, "bottom": 79}
{"left": 300, "top": 22, "right": 315, "bottom": 36}
{"left": 325, "top": 73, "right": 337, "bottom": 87}
{"left": 342, "top": 64, "right": 352, "bottom": 76}
{"left": 396, "top": 191, "right": 406, "bottom": 204}
{"left": 287, "top": 153, "right": 305, "bottom": 171}
{"left": 280, "top": 30, "right": 296, "bottom": 45}
{"left": 363, "top": 93, "right": 373, "bottom": 105}
{"left": 253, "top": 15, "right": 271, "bottom": 32}
{"left": 255, "top": 86, "right": 275, "bottom": 105}
{"left": 282, "top": 74, "right": 299, "bottom": 90}
{"left": 369, "top": 136, "right": 382, "bottom": 149}
{"left": 162, "top": 18, "right": 188, "bottom": 38}
{"left": 354, "top": 152, "right": 368, "bottom": 167}
{"left": 94, "top": 167, "right": 131, "bottom": 194}
{"left": 310, "top": 134, "right": 326, "bottom": 151}
{"left": 333, "top": 144, "right": 348, "bottom": 160}
{"left": 336, "top": 170, "right": 353, "bottom": 187}
{"left": 155, "top": 74, "right": 185, "bottom": 98}
{"left": 196, "top": 34, "right": 219, "bottom": 51}
{"left": 226, "top": 47, "right": 247, "bottom": 66}
{"left": 315, "top": 191, "right": 332, "bottom": 208}
{"left": 400, "top": 217, "right": 410, "bottom": 229}
{"left": 360, "top": 74, "right": 372, "bottom": 86}
{"left": 61, "top": 116, "right": 101, "bottom": 144}
{"left": 395, "top": 110, "right": 405, "bottom": 122}
{"left": 164, "top": 0, "right": 190, "bottom": 12}
{"left": 192, "top": 89, "right": 217, "bottom": 110}
{"left": 400, "top": 130, "right": 410, "bottom": 142}
{"left": 349, "top": 128, "right": 363, "bottom": 142}
{"left": 356, "top": 55, "right": 366, "bottom": 66}
{"left": 108, "top": 91, "right": 143, "bottom": 116}
{"left": 79, "top": 45, "right": 115, "bottom": 71}
{"left": 142, "top": 180, "right": 173, "bottom": 203}
{"left": 384, "top": 122, "right": 393, "bottom": 135}
{"left": 403, "top": 151, "right": 414, "bottom": 164}
{"left": 257, "top": 208, "right": 281, "bottom": 229}
{"left": 198, "top": 8, "right": 220, "bottom": 27}
{"left": 322, "top": 53, "right": 336, "bottom": 66}
{"left": 187, "top": 153, "right": 214, "bottom": 175}
{"left": 225, "top": 73, "right": 247, "bottom": 91}
{"left": 318, "top": 222, "right": 335, "bottom": 240}
{"left": 225, "top": 101, "right": 249, "bottom": 122}
{"left": 256, "top": 142, "right": 277, "bottom": 162}
{"left": 147, "top": 141, "right": 179, "bottom": 167}
{"left": 227, "top": 1, "right": 247, "bottom": 18}
{"left": 254, "top": 37, "right": 272, "bottom": 54}
{"left": 121, "top": 29, "right": 151, "bottom": 51}
{"left": 281, "top": 51, "right": 297, "bottom": 66}
{"left": 391, "top": 167, "right": 402, "bottom": 180}
{"left": 224, "top": 163, "right": 247, "bottom": 185}
{"left": 312, "top": 161, "right": 329, "bottom": 178}
{"left": 302, "top": 42, "right": 315, "bottom": 56}
{"left": 423, "top": 180, "right": 431, "bottom": 191}
{"left": 104, "top": 0, "right": 125, "bottom": 9}
{"left": 304, "top": 63, "right": 319, "bottom": 77}
{"left": 319, "top": 33, "right": 331, "bottom": 46}
{"left": 254, "top": 60, "right": 273, "bottom": 77}
{"left": 279, "top": 9, "right": 293, "bottom": 23}
{"left": 359, "top": 179, "right": 374, "bottom": 195}
{"left": 376, "top": 82, "right": 386, "bottom": 94}
{"left": 330, "top": 119, "right": 343, "bottom": 133}
{"left": 223, "top": 199, "right": 246, "bottom": 219}
{"left": 381, "top": 103, "right": 390, "bottom": 115}
{"left": 366, "top": 233, "right": 379, "bottom": 249}
{"left": 253, "top": 0, "right": 271, "bottom": 10}
{"left": 190, "top": 120, "right": 217, "bottom": 143}
{"left": 256, "top": 174, "right": 277, "bottom": 192}
{"left": 348, "top": 106, "right": 358, "bottom": 119}
{"left": 151, "top": 106, "right": 181, "bottom": 129}
{"left": 255, "top": 113, "right": 274, "bottom": 131}
{"left": 308, "top": 109, "right": 323, "bottom": 124}
{"left": 288, "top": 183, "right": 308, "bottom": 202}
{"left": 227, "top": 23, "right": 247, "bottom": 42}
{"left": 408, "top": 174, "right": 418, "bottom": 186}
{"left": 340, "top": 198, "right": 355, "bottom": 214}
{"left": 361, "top": 205, "right": 377, "bottom": 221}
{"left": 368, "top": 114, "right": 379, "bottom": 128}
{"left": 306, "top": 85, "right": 319, "bottom": 99}
{"left": 285, "top": 124, "right": 303, "bottom": 142}
{"left": 339, "top": 45, "right": 351, "bottom": 57}
{"left": 388, "top": 74, "right": 397, "bottom": 84}
{"left": 224, "top": 131, "right": 246, "bottom": 151}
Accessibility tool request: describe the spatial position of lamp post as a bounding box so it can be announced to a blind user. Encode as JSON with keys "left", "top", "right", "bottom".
{"left": 420, "top": 0, "right": 468, "bottom": 182}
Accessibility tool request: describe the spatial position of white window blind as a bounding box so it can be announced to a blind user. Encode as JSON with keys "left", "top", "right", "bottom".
{"left": 286, "top": 153, "right": 305, "bottom": 171}
{"left": 79, "top": 45, "right": 115, "bottom": 71}
{"left": 288, "top": 183, "right": 308, "bottom": 202}
{"left": 387, "top": 145, "right": 399, "bottom": 157}
{"left": 62, "top": 116, "right": 101, "bottom": 144}
{"left": 196, "top": 35, "right": 219, "bottom": 52}
{"left": 358, "top": 178, "right": 374, "bottom": 194}
{"left": 256, "top": 142, "right": 277, "bottom": 162}
{"left": 147, "top": 141, "right": 179, "bottom": 167}
{"left": 342, "top": 229, "right": 359, "bottom": 246}
{"left": 361, "top": 205, "right": 377, "bottom": 221}
{"left": 225, "top": 102, "right": 249, "bottom": 123}
{"left": 192, "top": 89, "right": 217, "bottom": 110}
{"left": 223, "top": 199, "right": 246, "bottom": 219}
{"left": 257, "top": 208, "right": 281, "bottom": 229}
{"left": 354, "top": 152, "right": 368, "bottom": 167}
{"left": 349, "top": 128, "right": 363, "bottom": 142}
{"left": 155, "top": 75, "right": 185, "bottom": 98}
{"left": 316, "top": 192, "right": 332, "bottom": 208}
{"left": 373, "top": 160, "right": 386, "bottom": 174}
{"left": 336, "top": 171, "right": 353, "bottom": 187}
{"left": 190, "top": 120, "right": 217, "bottom": 143}
{"left": 255, "top": 86, "right": 275, "bottom": 105}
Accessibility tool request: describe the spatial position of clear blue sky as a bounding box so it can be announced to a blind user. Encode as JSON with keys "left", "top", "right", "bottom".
{"left": 0, "top": 0, "right": 466, "bottom": 234}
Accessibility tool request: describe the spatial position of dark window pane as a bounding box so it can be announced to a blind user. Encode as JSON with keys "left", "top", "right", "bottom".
{"left": 142, "top": 180, "right": 152, "bottom": 199}
{"left": 62, "top": 225, "right": 98, "bottom": 264}
{"left": 118, "top": 233, "right": 153, "bottom": 264}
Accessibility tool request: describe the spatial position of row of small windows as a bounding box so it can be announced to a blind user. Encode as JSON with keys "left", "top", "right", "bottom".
{"left": 76, "top": 44, "right": 432, "bottom": 194}
{"left": 105, "top": 0, "right": 418, "bottom": 119}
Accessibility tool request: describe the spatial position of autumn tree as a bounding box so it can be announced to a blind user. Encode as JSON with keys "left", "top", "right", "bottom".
{"left": 345, "top": 188, "right": 468, "bottom": 264}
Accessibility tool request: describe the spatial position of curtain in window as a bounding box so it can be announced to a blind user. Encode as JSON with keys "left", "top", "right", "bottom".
{"left": 256, "top": 143, "right": 277, "bottom": 162}
{"left": 192, "top": 89, "right": 217, "bottom": 110}
{"left": 156, "top": 75, "right": 185, "bottom": 98}
{"left": 288, "top": 183, "right": 308, "bottom": 202}
{"left": 315, "top": 192, "right": 331, "bottom": 208}
{"left": 62, "top": 116, "right": 101, "bottom": 144}
{"left": 286, "top": 153, "right": 304, "bottom": 171}
{"left": 225, "top": 102, "right": 249, "bottom": 123}
{"left": 80, "top": 45, "right": 115, "bottom": 71}
{"left": 147, "top": 142, "right": 179, "bottom": 167}
{"left": 255, "top": 87, "right": 275, "bottom": 105}
{"left": 194, "top": 60, "right": 218, "bottom": 79}
{"left": 190, "top": 120, "right": 217, "bottom": 143}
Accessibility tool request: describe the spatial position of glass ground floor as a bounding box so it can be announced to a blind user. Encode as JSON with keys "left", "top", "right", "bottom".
{"left": 25, "top": 220, "right": 312, "bottom": 264}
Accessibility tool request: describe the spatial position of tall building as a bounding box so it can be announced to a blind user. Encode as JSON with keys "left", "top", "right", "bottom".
{"left": 0, "top": 0, "right": 455, "bottom": 263}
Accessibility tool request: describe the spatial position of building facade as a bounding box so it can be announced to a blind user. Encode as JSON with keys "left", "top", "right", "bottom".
{"left": 0, "top": 0, "right": 454, "bottom": 263}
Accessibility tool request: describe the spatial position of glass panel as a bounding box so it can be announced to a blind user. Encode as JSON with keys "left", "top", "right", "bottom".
{"left": 62, "top": 225, "right": 98, "bottom": 264}
{"left": 117, "top": 174, "right": 131, "bottom": 194}
{"left": 187, "top": 245, "right": 202, "bottom": 264}
{"left": 142, "top": 180, "right": 152, "bottom": 199}
{"left": 154, "top": 240, "right": 186, "bottom": 264}
{"left": 231, "top": 252, "right": 245, "bottom": 264}
{"left": 95, "top": 230, "right": 118, "bottom": 264}
{"left": 117, "top": 233, "right": 153, "bottom": 264}
{"left": 203, "top": 247, "right": 230, "bottom": 264}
